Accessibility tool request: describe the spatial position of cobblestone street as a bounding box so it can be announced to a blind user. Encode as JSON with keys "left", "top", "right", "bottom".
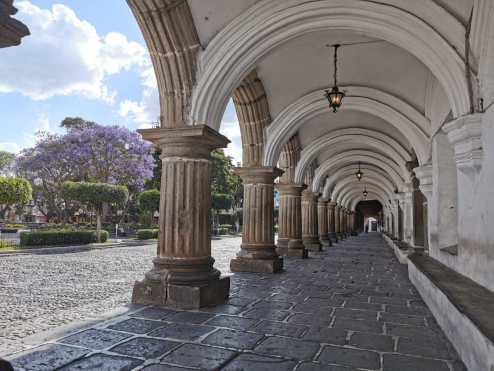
{"left": 0, "top": 237, "right": 239, "bottom": 355}
{"left": 7, "top": 234, "right": 466, "bottom": 370}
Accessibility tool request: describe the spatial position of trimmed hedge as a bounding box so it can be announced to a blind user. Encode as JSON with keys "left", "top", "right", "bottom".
{"left": 137, "top": 229, "right": 158, "bottom": 240}
{"left": 20, "top": 230, "right": 109, "bottom": 246}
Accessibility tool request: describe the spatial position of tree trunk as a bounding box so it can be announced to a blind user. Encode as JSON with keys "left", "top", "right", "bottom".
{"left": 96, "top": 212, "right": 102, "bottom": 243}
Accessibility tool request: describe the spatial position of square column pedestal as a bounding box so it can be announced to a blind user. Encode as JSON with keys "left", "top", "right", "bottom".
{"left": 230, "top": 167, "right": 284, "bottom": 273}
{"left": 132, "top": 126, "right": 230, "bottom": 309}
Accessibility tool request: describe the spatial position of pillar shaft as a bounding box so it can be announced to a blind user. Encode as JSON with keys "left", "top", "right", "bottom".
{"left": 132, "top": 126, "right": 230, "bottom": 309}
{"left": 277, "top": 184, "right": 306, "bottom": 257}
{"left": 334, "top": 204, "right": 341, "bottom": 239}
{"left": 230, "top": 167, "right": 284, "bottom": 273}
{"left": 328, "top": 202, "right": 337, "bottom": 242}
{"left": 302, "top": 190, "right": 321, "bottom": 251}
{"left": 317, "top": 198, "right": 330, "bottom": 247}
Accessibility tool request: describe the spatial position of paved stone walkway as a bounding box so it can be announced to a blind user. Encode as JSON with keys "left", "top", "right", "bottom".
{"left": 0, "top": 237, "right": 239, "bottom": 356}
{"left": 7, "top": 234, "right": 466, "bottom": 370}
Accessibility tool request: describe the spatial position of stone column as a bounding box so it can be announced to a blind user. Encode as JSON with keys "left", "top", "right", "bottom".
{"left": 276, "top": 183, "right": 307, "bottom": 258}
{"left": 334, "top": 204, "right": 341, "bottom": 240}
{"left": 277, "top": 183, "right": 304, "bottom": 255}
{"left": 231, "top": 167, "right": 283, "bottom": 273}
{"left": 317, "top": 197, "right": 330, "bottom": 247}
{"left": 328, "top": 202, "right": 338, "bottom": 242}
{"left": 132, "top": 126, "right": 230, "bottom": 309}
{"left": 403, "top": 191, "right": 414, "bottom": 244}
{"left": 302, "top": 190, "right": 321, "bottom": 251}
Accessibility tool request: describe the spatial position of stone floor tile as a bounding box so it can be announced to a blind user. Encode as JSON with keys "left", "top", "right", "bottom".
{"left": 253, "top": 320, "right": 307, "bottom": 338}
{"left": 252, "top": 300, "right": 294, "bottom": 311}
{"left": 58, "top": 329, "right": 131, "bottom": 350}
{"left": 140, "top": 364, "right": 190, "bottom": 371}
{"left": 202, "top": 328, "right": 264, "bottom": 350}
{"left": 397, "top": 337, "right": 452, "bottom": 359}
{"left": 380, "top": 312, "right": 427, "bottom": 327}
{"left": 302, "top": 327, "right": 347, "bottom": 345}
{"left": 10, "top": 344, "right": 89, "bottom": 371}
{"left": 228, "top": 296, "right": 255, "bottom": 307}
{"left": 385, "top": 323, "right": 443, "bottom": 339}
{"left": 254, "top": 336, "right": 320, "bottom": 360}
{"left": 291, "top": 303, "right": 334, "bottom": 314}
{"left": 349, "top": 332, "right": 394, "bottom": 352}
{"left": 242, "top": 307, "right": 291, "bottom": 321}
{"left": 333, "top": 308, "right": 378, "bottom": 321}
{"left": 204, "top": 315, "right": 258, "bottom": 331}
{"left": 130, "top": 307, "right": 179, "bottom": 320}
{"left": 110, "top": 337, "right": 181, "bottom": 359}
{"left": 199, "top": 304, "right": 244, "bottom": 315}
{"left": 148, "top": 323, "right": 215, "bottom": 341}
{"left": 385, "top": 304, "right": 428, "bottom": 316}
{"left": 58, "top": 353, "right": 143, "bottom": 371}
{"left": 168, "top": 311, "right": 216, "bottom": 324}
{"left": 296, "top": 362, "right": 358, "bottom": 371}
{"left": 369, "top": 296, "right": 408, "bottom": 306}
{"left": 317, "top": 345, "right": 380, "bottom": 369}
{"left": 221, "top": 353, "right": 297, "bottom": 371}
{"left": 343, "top": 301, "right": 383, "bottom": 312}
{"left": 332, "top": 318, "right": 384, "bottom": 334}
{"left": 161, "top": 343, "right": 237, "bottom": 370}
{"left": 287, "top": 313, "right": 332, "bottom": 327}
{"left": 382, "top": 354, "right": 450, "bottom": 371}
{"left": 107, "top": 318, "right": 165, "bottom": 334}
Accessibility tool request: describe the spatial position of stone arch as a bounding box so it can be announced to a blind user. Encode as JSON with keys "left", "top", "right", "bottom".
{"left": 322, "top": 164, "right": 398, "bottom": 196}
{"left": 294, "top": 128, "right": 413, "bottom": 184}
{"left": 266, "top": 87, "right": 430, "bottom": 167}
{"left": 315, "top": 150, "right": 408, "bottom": 197}
{"left": 191, "top": 0, "right": 469, "bottom": 131}
{"left": 328, "top": 174, "right": 396, "bottom": 204}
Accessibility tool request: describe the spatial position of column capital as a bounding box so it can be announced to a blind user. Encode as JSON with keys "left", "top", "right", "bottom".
{"left": 276, "top": 183, "right": 306, "bottom": 195}
{"left": 235, "top": 166, "right": 283, "bottom": 184}
{"left": 302, "top": 190, "right": 320, "bottom": 201}
{"left": 328, "top": 201, "right": 337, "bottom": 209}
{"left": 138, "top": 125, "right": 229, "bottom": 158}
{"left": 414, "top": 163, "right": 433, "bottom": 201}
{"left": 317, "top": 197, "right": 329, "bottom": 204}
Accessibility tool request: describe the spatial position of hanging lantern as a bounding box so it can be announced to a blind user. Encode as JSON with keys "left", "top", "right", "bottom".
{"left": 363, "top": 185, "right": 368, "bottom": 199}
{"left": 324, "top": 44, "right": 345, "bottom": 113}
{"left": 355, "top": 162, "right": 363, "bottom": 181}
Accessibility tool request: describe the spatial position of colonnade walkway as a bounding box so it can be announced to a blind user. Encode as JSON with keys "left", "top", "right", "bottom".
{"left": 9, "top": 234, "right": 465, "bottom": 371}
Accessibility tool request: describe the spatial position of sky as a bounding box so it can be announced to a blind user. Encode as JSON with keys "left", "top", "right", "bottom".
{"left": 0, "top": 1, "right": 242, "bottom": 163}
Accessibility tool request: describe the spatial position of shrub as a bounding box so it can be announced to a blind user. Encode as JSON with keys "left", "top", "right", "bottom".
{"left": 0, "top": 240, "right": 10, "bottom": 249}
{"left": 20, "top": 229, "right": 109, "bottom": 246}
{"left": 137, "top": 229, "right": 158, "bottom": 240}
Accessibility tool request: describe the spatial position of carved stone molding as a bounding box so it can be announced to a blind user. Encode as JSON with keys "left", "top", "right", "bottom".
{"left": 414, "top": 164, "right": 433, "bottom": 202}
{"left": 0, "top": 0, "right": 30, "bottom": 48}
{"left": 443, "top": 114, "right": 483, "bottom": 181}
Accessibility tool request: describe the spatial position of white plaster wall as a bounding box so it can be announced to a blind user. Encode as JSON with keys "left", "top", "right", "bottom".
{"left": 409, "top": 262, "right": 494, "bottom": 371}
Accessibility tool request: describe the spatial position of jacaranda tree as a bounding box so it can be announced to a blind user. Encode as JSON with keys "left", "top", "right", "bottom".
{"left": 16, "top": 120, "right": 154, "bottom": 222}
{"left": 62, "top": 181, "right": 129, "bottom": 242}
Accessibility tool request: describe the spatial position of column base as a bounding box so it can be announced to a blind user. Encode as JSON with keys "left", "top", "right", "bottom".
{"left": 287, "top": 239, "right": 308, "bottom": 258}
{"left": 132, "top": 275, "right": 230, "bottom": 310}
{"left": 230, "top": 257, "right": 283, "bottom": 273}
{"left": 331, "top": 233, "right": 339, "bottom": 243}
{"left": 276, "top": 238, "right": 289, "bottom": 256}
{"left": 303, "top": 239, "right": 322, "bottom": 252}
{"left": 320, "top": 238, "right": 331, "bottom": 248}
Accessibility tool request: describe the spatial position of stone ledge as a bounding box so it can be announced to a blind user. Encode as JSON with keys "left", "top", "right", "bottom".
{"left": 382, "top": 234, "right": 412, "bottom": 265}
{"left": 408, "top": 254, "right": 494, "bottom": 371}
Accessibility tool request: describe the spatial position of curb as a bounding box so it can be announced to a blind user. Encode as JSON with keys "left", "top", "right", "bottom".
{"left": 0, "top": 240, "right": 156, "bottom": 257}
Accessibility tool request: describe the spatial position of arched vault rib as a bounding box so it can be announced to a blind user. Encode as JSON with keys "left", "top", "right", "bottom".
{"left": 293, "top": 128, "right": 412, "bottom": 184}
{"left": 265, "top": 87, "right": 430, "bottom": 167}
{"left": 191, "top": 0, "right": 469, "bottom": 132}
{"left": 328, "top": 174, "right": 396, "bottom": 204}
{"left": 314, "top": 150, "right": 408, "bottom": 196}
{"left": 342, "top": 187, "right": 389, "bottom": 209}
{"left": 332, "top": 176, "right": 394, "bottom": 204}
{"left": 322, "top": 164, "right": 397, "bottom": 197}
{"left": 348, "top": 190, "right": 389, "bottom": 210}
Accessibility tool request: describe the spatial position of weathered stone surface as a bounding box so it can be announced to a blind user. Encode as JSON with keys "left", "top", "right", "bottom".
{"left": 161, "top": 343, "right": 237, "bottom": 369}
{"left": 107, "top": 318, "right": 164, "bottom": 334}
{"left": 382, "top": 353, "right": 450, "bottom": 371}
{"left": 254, "top": 336, "right": 320, "bottom": 360}
{"left": 349, "top": 332, "right": 395, "bottom": 352}
{"left": 140, "top": 364, "right": 190, "bottom": 371}
{"left": 297, "top": 362, "right": 358, "bottom": 371}
{"left": 332, "top": 318, "right": 384, "bottom": 334}
{"left": 110, "top": 337, "right": 180, "bottom": 359}
{"left": 168, "top": 311, "right": 215, "bottom": 324}
{"left": 222, "top": 353, "right": 297, "bottom": 371}
{"left": 317, "top": 345, "right": 380, "bottom": 369}
{"left": 58, "top": 354, "right": 142, "bottom": 371}
{"left": 148, "top": 323, "right": 215, "bottom": 341}
{"left": 230, "top": 257, "right": 283, "bottom": 274}
{"left": 253, "top": 320, "right": 306, "bottom": 337}
{"left": 302, "top": 327, "right": 347, "bottom": 345}
{"left": 59, "top": 329, "right": 131, "bottom": 350}
{"left": 130, "top": 307, "right": 179, "bottom": 320}
{"left": 204, "top": 315, "right": 258, "bottom": 331}
{"left": 202, "top": 328, "right": 264, "bottom": 349}
{"left": 10, "top": 344, "right": 89, "bottom": 371}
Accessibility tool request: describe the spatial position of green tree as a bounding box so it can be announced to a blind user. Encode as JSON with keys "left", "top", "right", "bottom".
{"left": 0, "top": 177, "right": 32, "bottom": 219}
{"left": 211, "top": 149, "right": 237, "bottom": 194}
{"left": 62, "top": 181, "right": 128, "bottom": 242}
{"left": 0, "top": 151, "right": 14, "bottom": 174}
{"left": 60, "top": 117, "right": 95, "bottom": 129}
{"left": 138, "top": 189, "right": 160, "bottom": 225}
